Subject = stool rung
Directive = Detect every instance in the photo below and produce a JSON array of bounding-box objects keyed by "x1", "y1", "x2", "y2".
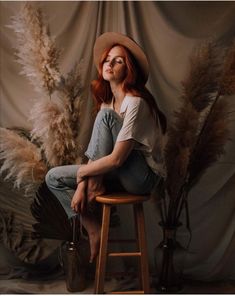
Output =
[
  {"x1": 108, "y1": 252, "x2": 141, "y2": 257},
  {"x1": 110, "y1": 290, "x2": 144, "y2": 294},
  {"x1": 108, "y1": 239, "x2": 136, "y2": 243},
  {"x1": 106, "y1": 271, "x2": 136, "y2": 277}
]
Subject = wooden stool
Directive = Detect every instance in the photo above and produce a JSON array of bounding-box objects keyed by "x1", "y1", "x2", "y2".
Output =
[{"x1": 94, "y1": 193, "x2": 150, "y2": 294}]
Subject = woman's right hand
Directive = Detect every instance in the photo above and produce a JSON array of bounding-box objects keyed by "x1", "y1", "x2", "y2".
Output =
[{"x1": 71, "y1": 181, "x2": 87, "y2": 213}]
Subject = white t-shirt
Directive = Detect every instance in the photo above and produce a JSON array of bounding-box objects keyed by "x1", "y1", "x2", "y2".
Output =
[{"x1": 102, "y1": 95, "x2": 166, "y2": 176}]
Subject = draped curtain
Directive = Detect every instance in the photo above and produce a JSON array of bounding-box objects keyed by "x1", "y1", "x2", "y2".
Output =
[{"x1": 0, "y1": 1, "x2": 235, "y2": 292}]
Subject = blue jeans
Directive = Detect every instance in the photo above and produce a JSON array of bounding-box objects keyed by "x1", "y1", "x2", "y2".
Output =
[{"x1": 45, "y1": 108, "x2": 158, "y2": 218}]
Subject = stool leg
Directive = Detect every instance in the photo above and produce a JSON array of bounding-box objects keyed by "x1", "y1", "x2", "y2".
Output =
[
  {"x1": 94, "y1": 204, "x2": 111, "y2": 294},
  {"x1": 134, "y1": 203, "x2": 150, "y2": 293},
  {"x1": 133, "y1": 205, "x2": 143, "y2": 288}
]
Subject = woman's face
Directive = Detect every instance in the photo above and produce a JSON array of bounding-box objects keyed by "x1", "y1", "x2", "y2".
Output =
[{"x1": 102, "y1": 46, "x2": 127, "y2": 83}]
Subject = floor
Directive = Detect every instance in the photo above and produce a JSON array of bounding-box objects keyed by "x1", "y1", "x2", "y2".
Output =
[
  {"x1": 0, "y1": 277, "x2": 235, "y2": 294},
  {"x1": 174, "y1": 279, "x2": 235, "y2": 294}
]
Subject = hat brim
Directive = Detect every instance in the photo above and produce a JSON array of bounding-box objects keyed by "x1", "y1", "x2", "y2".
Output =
[{"x1": 93, "y1": 32, "x2": 149, "y2": 83}]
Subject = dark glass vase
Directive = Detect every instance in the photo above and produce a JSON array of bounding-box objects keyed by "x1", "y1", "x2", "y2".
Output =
[
  {"x1": 154, "y1": 222, "x2": 186, "y2": 293},
  {"x1": 60, "y1": 215, "x2": 86, "y2": 292},
  {"x1": 62, "y1": 241, "x2": 86, "y2": 292}
]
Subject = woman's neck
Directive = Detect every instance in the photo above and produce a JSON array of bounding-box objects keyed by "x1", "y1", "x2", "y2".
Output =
[
  {"x1": 110, "y1": 82, "x2": 126, "y2": 105},
  {"x1": 109, "y1": 82, "x2": 126, "y2": 114}
]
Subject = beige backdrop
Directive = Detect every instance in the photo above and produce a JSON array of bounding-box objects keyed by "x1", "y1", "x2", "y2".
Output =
[{"x1": 0, "y1": 1, "x2": 235, "y2": 293}]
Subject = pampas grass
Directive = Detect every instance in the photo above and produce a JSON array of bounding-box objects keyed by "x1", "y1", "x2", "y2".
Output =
[
  {"x1": 186, "y1": 41, "x2": 235, "y2": 190},
  {"x1": 7, "y1": 3, "x2": 61, "y2": 95},
  {"x1": 60, "y1": 62, "x2": 84, "y2": 140},
  {"x1": 220, "y1": 41, "x2": 235, "y2": 95},
  {"x1": 30, "y1": 63, "x2": 84, "y2": 167},
  {"x1": 157, "y1": 39, "x2": 234, "y2": 226},
  {"x1": 188, "y1": 100, "x2": 230, "y2": 187},
  {"x1": 154, "y1": 41, "x2": 234, "y2": 288},
  {"x1": 165, "y1": 41, "x2": 222, "y2": 204},
  {"x1": 0, "y1": 128, "x2": 47, "y2": 193},
  {"x1": 164, "y1": 103, "x2": 199, "y2": 200},
  {"x1": 0, "y1": 4, "x2": 85, "y2": 193},
  {"x1": 30, "y1": 99, "x2": 82, "y2": 166},
  {"x1": 181, "y1": 42, "x2": 221, "y2": 112}
]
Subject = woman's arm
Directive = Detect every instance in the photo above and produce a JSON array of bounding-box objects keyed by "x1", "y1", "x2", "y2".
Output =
[
  {"x1": 71, "y1": 179, "x2": 88, "y2": 213},
  {"x1": 78, "y1": 139, "x2": 135, "y2": 178}
]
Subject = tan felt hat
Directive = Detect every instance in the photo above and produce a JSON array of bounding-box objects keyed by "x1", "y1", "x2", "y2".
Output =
[{"x1": 93, "y1": 32, "x2": 149, "y2": 83}]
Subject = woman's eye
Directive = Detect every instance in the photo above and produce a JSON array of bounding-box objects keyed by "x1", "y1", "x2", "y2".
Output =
[
  {"x1": 103, "y1": 57, "x2": 124, "y2": 65},
  {"x1": 115, "y1": 58, "x2": 124, "y2": 64}
]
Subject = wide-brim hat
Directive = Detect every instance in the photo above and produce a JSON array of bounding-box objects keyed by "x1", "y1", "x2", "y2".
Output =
[{"x1": 93, "y1": 32, "x2": 149, "y2": 83}]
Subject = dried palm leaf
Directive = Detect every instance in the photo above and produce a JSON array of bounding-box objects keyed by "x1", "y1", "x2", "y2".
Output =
[
  {"x1": 7, "y1": 3, "x2": 61, "y2": 95},
  {"x1": 0, "y1": 128, "x2": 47, "y2": 193},
  {"x1": 0, "y1": 209, "x2": 58, "y2": 264},
  {"x1": 31, "y1": 182, "x2": 79, "y2": 241}
]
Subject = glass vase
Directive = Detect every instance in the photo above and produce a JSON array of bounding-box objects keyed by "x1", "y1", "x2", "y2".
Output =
[
  {"x1": 154, "y1": 222, "x2": 186, "y2": 293},
  {"x1": 61, "y1": 241, "x2": 86, "y2": 292}
]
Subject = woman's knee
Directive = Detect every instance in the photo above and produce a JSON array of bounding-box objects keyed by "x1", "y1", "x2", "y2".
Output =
[
  {"x1": 97, "y1": 108, "x2": 116, "y2": 118},
  {"x1": 45, "y1": 165, "x2": 78, "y2": 189},
  {"x1": 45, "y1": 167, "x2": 59, "y2": 188},
  {"x1": 95, "y1": 108, "x2": 119, "y2": 127}
]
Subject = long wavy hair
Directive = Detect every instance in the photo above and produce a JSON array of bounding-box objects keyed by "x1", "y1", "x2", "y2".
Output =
[{"x1": 91, "y1": 44, "x2": 167, "y2": 133}]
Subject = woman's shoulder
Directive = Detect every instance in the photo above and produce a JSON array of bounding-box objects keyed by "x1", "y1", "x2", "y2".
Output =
[
  {"x1": 124, "y1": 94, "x2": 146, "y2": 108},
  {"x1": 125, "y1": 93, "x2": 143, "y2": 102},
  {"x1": 120, "y1": 94, "x2": 147, "y2": 115}
]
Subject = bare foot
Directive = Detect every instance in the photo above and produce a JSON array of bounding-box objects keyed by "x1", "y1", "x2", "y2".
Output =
[{"x1": 81, "y1": 214, "x2": 101, "y2": 263}]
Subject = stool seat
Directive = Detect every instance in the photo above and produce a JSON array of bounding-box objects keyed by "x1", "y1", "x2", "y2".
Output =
[
  {"x1": 94, "y1": 192, "x2": 150, "y2": 294},
  {"x1": 96, "y1": 193, "x2": 149, "y2": 205}
]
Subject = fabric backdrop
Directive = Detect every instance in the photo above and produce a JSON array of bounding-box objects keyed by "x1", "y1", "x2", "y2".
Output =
[{"x1": 0, "y1": 1, "x2": 235, "y2": 292}]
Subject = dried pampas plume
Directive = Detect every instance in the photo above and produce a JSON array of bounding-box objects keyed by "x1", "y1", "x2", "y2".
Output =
[
  {"x1": 158, "y1": 39, "x2": 234, "y2": 226},
  {"x1": 181, "y1": 42, "x2": 221, "y2": 112},
  {"x1": 165, "y1": 103, "x2": 199, "y2": 199},
  {"x1": 30, "y1": 100, "x2": 82, "y2": 167},
  {"x1": 220, "y1": 41, "x2": 235, "y2": 95},
  {"x1": 0, "y1": 128, "x2": 48, "y2": 193},
  {"x1": 7, "y1": 3, "x2": 62, "y2": 95},
  {"x1": 0, "y1": 3, "x2": 85, "y2": 192},
  {"x1": 165, "y1": 40, "x2": 222, "y2": 201},
  {"x1": 61, "y1": 61, "x2": 85, "y2": 100},
  {"x1": 188, "y1": 100, "x2": 230, "y2": 187},
  {"x1": 187, "y1": 41, "x2": 235, "y2": 189},
  {"x1": 30, "y1": 62, "x2": 84, "y2": 167},
  {"x1": 59, "y1": 61, "x2": 85, "y2": 141}
]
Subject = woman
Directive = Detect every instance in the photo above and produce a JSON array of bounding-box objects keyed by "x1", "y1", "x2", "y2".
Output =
[{"x1": 46, "y1": 32, "x2": 167, "y2": 263}]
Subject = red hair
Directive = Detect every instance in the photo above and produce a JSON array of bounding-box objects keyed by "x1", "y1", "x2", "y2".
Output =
[{"x1": 91, "y1": 45, "x2": 167, "y2": 133}]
